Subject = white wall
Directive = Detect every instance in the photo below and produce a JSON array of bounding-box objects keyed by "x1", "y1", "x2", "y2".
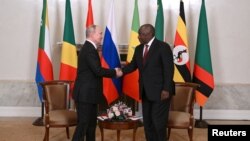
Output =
[{"x1": 1, "y1": 0, "x2": 250, "y2": 84}]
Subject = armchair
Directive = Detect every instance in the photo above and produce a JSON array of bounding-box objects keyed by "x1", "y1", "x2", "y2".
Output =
[
  {"x1": 167, "y1": 82, "x2": 199, "y2": 141},
  {"x1": 40, "y1": 80, "x2": 77, "y2": 141}
]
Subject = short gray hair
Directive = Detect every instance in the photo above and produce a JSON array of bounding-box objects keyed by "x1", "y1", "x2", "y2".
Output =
[{"x1": 86, "y1": 25, "x2": 97, "y2": 38}]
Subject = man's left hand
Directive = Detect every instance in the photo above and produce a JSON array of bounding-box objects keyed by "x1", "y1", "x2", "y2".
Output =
[{"x1": 161, "y1": 90, "x2": 169, "y2": 101}]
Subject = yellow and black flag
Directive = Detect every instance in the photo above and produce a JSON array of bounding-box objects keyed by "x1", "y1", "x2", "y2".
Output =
[{"x1": 173, "y1": 0, "x2": 191, "y2": 82}]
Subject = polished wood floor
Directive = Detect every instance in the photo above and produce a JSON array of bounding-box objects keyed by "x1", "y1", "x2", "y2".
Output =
[{"x1": 1, "y1": 117, "x2": 249, "y2": 141}]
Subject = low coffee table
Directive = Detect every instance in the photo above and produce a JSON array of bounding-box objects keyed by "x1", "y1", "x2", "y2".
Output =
[{"x1": 98, "y1": 119, "x2": 143, "y2": 141}]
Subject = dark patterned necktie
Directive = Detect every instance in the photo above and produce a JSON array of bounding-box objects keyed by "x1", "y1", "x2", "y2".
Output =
[{"x1": 143, "y1": 45, "x2": 149, "y2": 65}]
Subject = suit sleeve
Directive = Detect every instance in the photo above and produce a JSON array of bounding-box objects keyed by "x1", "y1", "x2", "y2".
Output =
[
  {"x1": 161, "y1": 43, "x2": 174, "y2": 93},
  {"x1": 122, "y1": 48, "x2": 138, "y2": 74},
  {"x1": 86, "y1": 48, "x2": 116, "y2": 78}
]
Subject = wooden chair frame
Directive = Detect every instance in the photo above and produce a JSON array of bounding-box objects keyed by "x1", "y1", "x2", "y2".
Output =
[
  {"x1": 167, "y1": 82, "x2": 199, "y2": 141},
  {"x1": 40, "y1": 80, "x2": 77, "y2": 141}
]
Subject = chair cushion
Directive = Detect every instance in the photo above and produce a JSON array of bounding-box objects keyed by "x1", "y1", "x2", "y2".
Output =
[
  {"x1": 48, "y1": 110, "x2": 77, "y2": 126},
  {"x1": 168, "y1": 111, "x2": 191, "y2": 127}
]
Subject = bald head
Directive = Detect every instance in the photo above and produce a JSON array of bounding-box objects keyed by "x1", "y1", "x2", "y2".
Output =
[{"x1": 138, "y1": 24, "x2": 155, "y2": 44}]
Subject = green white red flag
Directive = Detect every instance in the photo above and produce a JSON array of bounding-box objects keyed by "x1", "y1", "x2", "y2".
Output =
[{"x1": 35, "y1": 0, "x2": 54, "y2": 102}]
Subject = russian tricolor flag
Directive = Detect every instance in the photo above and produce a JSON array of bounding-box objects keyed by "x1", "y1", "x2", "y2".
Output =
[{"x1": 101, "y1": 0, "x2": 121, "y2": 105}]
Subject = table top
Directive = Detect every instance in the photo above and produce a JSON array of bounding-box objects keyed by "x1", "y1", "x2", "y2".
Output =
[{"x1": 98, "y1": 119, "x2": 143, "y2": 130}]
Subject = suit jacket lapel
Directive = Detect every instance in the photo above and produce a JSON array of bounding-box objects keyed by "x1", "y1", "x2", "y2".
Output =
[{"x1": 137, "y1": 45, "x2": 144, "y2": 68}]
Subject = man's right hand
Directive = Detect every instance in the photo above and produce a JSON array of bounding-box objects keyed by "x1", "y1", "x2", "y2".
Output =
[{"x1": 115, "y1": 68, "x2": 123, "y2": 78}]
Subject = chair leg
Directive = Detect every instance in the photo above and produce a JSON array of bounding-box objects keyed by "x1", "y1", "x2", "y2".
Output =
[
  {"x1": 167, "y1": 128, "x2": 171, "y2": 140},
  {"x1": 43, "y1": 126, "x2": 49, "y2": 141},
  {"x1": 43, "y1": 127, "x2": 47, "y2": 141},
  {"x1": 47, "y1": 128, "x2": 50, "y2": 141},
  {"x1": 66, "y1": 127, "x2": 70, "y2": 139},
  {"x1": 188, "y1": 127, "x2": 193, "y2": 141}
]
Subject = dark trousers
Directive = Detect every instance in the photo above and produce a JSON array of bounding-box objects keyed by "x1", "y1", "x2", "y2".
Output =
[
  {"x1": 72, "y1": 102, "x2": 97, "y2": 141},
  {"x1": 142, "y1": 92, "x2": 171, "y2": 141}
]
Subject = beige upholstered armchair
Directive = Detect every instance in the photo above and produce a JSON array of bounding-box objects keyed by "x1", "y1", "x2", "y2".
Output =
[
  {"x1": 40, "y1": 80, "x2": 77, "y2": 141},
  {"x1": 167, "y1": 82, "x2": 199, "y2": 141}
]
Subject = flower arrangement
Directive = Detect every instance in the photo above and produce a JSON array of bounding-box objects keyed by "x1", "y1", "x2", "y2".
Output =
[{"x1": 106, "y1": 101, "x2": 133, "y2": 121}]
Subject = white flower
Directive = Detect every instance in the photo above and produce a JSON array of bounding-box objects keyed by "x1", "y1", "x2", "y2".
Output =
[
  {"x1": 114, "y1": 111, "x2": 121, "y2": 116},
  {"x1": 123, "y1": 109, "x2": 128, "y2": 113},
  {"x1": 128, "y1": 110, "x2": 133, "y2": 116},
  {"x1": 112, "y1": 106, "x2": 119, "y2": 111},
  {"x1": 108, "y1": 112, "x2": 114, "y2": 119}
]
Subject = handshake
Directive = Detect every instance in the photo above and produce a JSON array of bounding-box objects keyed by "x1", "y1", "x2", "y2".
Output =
[{"x1": 114, "y1": 68, "x2": 123, "y2": 78}]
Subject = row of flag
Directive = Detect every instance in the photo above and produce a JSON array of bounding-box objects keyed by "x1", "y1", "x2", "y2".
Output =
[{"x1": 36, "y1": 0, "x2": 214, "y2": 107}]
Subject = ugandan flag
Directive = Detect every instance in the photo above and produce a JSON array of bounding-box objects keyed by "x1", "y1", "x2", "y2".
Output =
[
  {"x1": 173, "y1": 0, "x2": 191, "y2": 82},
  {"x1": 155, "y1": 0, "x2": 164, "y2": 41},
  {"x1": 193, "y1": 0, "x2": 214, "y2": 107},
  {"x1": 122, "y1": 0, "x2": 140, "y2": 102},
  {"x1": 35, "y1": 0, "x2": 53, "y2": 102},
  {"x1": 86, "y1": 0, "x2": 94, "y2": 27},
  {"x1": 59, "y1": 0, "x2": 77, "y2": 96}
]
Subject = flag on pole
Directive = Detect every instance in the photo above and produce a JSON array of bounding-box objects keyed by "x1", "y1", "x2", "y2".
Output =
[
  {"x1": 122, "y1": 0, "x2": 140, "y2": 102},
  {"x1": 193, "y1": 0, "x2": 214, "y2": 107},
  {"x1": 101, "y1": 0, "x2": 121, "y2": 104},
  {"x1": 35, "y1": 0, "x2": 54, "y2": 102},
  {"x1": 86, "y1": 0, "x2": 94, "y2": 27},
  {"x1": 155, "y1": 0, "x2": 164, "y2": 41},
  {"x1": 173, "y1": 0, "x2": 191, "y2": 82},
  {"x1": 59, "y1": 0, "x2": 77, "y2": 96}
]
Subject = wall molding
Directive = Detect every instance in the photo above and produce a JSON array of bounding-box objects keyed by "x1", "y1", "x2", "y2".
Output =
[
  {"x1": 0, "y1": 107, "x2": 41, "y2": 117},
  {"x1": 193, "y1": 109, "x2": 250, "y2": 120},
  {"x1": 1, "y1": 106, "x2": 250, "y2": 120}
]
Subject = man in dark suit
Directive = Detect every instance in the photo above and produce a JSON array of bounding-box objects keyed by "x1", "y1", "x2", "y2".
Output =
[
  {"x1": 72, "y1": 25, "x2": 121, "y2": 141},
  {"x1": 121, "y1": 24, "x2": 175, "y2": 141}
]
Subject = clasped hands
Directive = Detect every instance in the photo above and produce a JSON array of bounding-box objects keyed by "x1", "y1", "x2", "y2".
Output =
[{"x1": 114, "y1": 68, "x2": 123, "y2": 78}]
